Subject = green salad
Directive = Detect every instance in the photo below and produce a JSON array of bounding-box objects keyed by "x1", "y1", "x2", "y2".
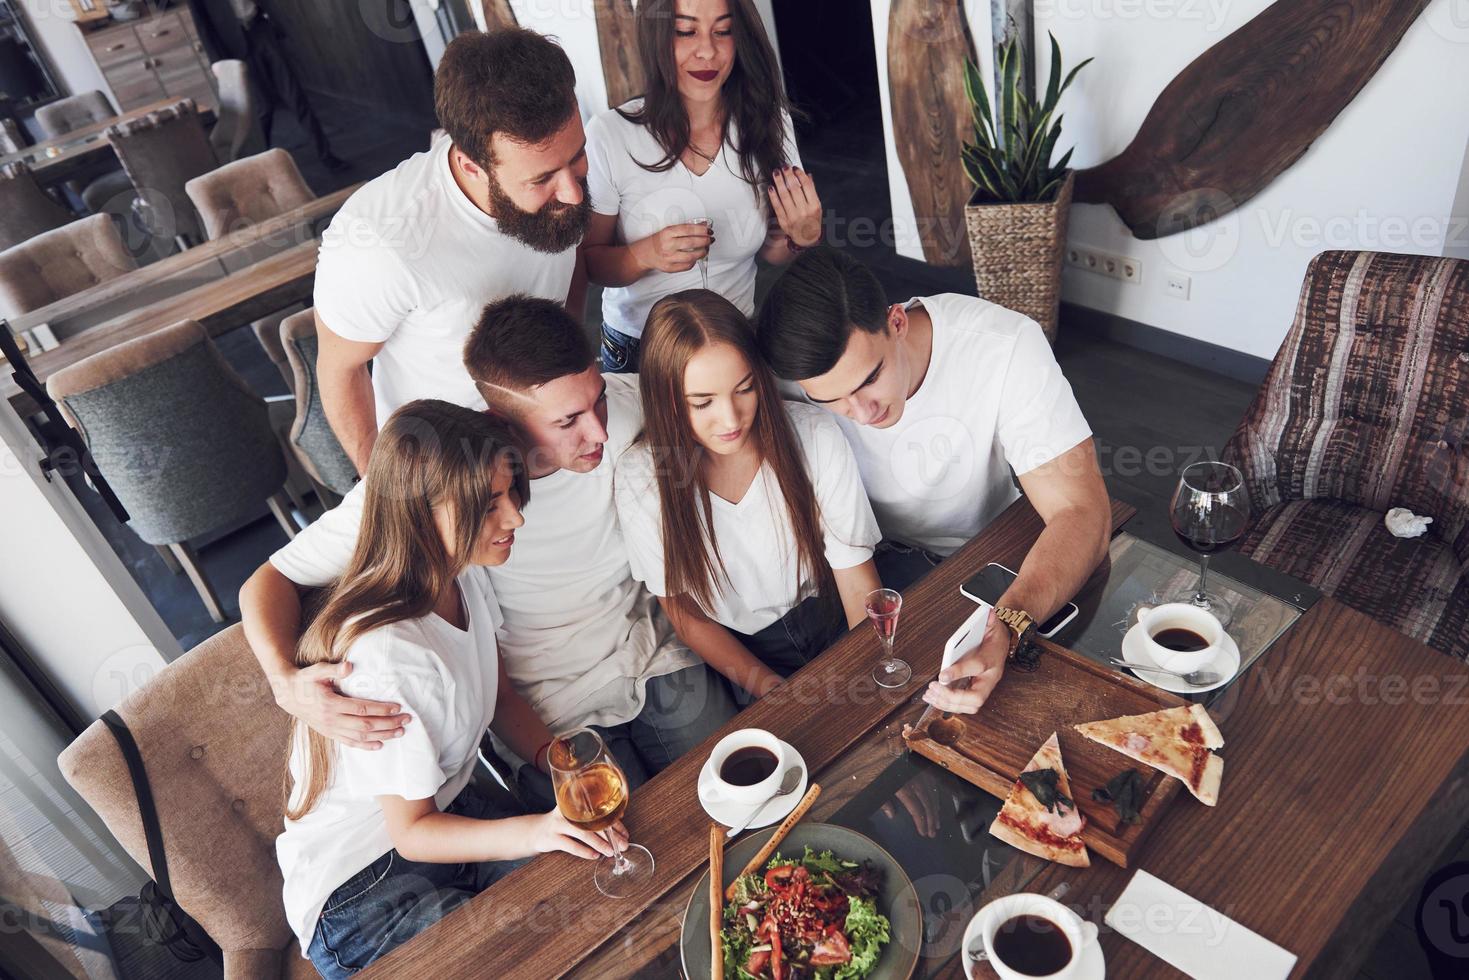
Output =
[{"x1": 720, "y1": 846, "x2": 891, "y2": 980}]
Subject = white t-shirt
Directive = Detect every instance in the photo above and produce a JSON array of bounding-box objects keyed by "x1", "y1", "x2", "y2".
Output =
[
  {"x1": 614, "y1": 402, "x2": 879, "y2": 634},
  {"x1": 269, "y1": 374, "x2": 698, "y2": 730},
  {"x1": 822, "y1": 294, "x2": 1093, "y2": 557},
  {"x1": 277, "y1": 568, "x2": 502, "y2": 952},
  {"x1": 313, "y1": 132, "x2": 578, "y2": 425},
  {"x1": 586, "y1": 100, "x2": 801, "y2": 338}
]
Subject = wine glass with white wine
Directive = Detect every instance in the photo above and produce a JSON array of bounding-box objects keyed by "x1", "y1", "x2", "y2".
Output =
[{"x1": 548, "y1": 727, "x2": 653, "y2": 898}]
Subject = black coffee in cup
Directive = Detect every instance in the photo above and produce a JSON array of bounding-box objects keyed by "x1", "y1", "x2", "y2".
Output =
[
  {"x1": 1150, "y1": 627, "x2": 1210, "y2": 652},
  {"x1": 719, "y1": 746, "x2": 778, "y2": 786},
  {"x1": 992, "y1": 914, "x2": 1073, "y2": 976}
]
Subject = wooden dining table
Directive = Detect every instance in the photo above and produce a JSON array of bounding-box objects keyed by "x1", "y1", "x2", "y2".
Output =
[
  {"x1": 356, "y1": 495, "x2": 1469, "y2": 980},
  {"x1": 0, "y1": 98, "x2": 217, "y2": 188},
  {"x1": 2, "y1": 183, "x2": 361, "y2": 416}
]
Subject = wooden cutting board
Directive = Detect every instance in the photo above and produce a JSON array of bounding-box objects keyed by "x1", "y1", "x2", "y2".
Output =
[{"x1": 903, "y1": 638, "x2": 1197, "y2": 867}]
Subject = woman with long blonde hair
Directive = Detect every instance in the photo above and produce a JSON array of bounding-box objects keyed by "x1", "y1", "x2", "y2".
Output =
[
  {"x1": 613, "y1": 291, "x2": 882, "y2": 700},
  {"x1": 276, "y1": 400, "x2": 623, "y2": 978}
]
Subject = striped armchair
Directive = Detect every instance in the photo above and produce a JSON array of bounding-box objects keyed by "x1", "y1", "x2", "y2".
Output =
[{"x1": 1222, "y1": 251, "x2": 1469, "y2": 660}]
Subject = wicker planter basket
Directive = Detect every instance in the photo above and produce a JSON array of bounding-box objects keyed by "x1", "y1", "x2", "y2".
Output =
[{"x1": 963, "y1": 171, "x2": 1074, "y2": 343}]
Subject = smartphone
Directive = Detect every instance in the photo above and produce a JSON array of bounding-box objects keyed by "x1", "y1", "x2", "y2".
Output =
[{"x1": 960, "y1": 563, "x2": 1079, "y2": 638}]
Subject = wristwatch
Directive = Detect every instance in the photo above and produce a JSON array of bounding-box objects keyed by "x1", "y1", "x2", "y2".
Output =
[{"x1": 994, "y1": 606, "x2": 1039, "y2": 667}]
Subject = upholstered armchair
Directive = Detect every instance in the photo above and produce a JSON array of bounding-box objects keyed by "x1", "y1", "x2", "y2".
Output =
[{"x1": 1222, "y1": 250, "x2": 1468, "y2": 660}]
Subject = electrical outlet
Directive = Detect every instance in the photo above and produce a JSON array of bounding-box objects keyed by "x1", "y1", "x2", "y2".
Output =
[
  {"x1": 1165, "y1": 271, "x2": 1192, "y2": 300},
  {"x1": 1066, "y1": 245, "x2": 1142, "y2": 284}
]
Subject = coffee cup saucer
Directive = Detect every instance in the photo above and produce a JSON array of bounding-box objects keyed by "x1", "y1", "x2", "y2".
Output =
[
  {"x1": 697, "y1": 739, "x2": 807, "y2": 832},
  {"x1": 1121, "y1": 622, "x2": 1240, "y2": 694}
]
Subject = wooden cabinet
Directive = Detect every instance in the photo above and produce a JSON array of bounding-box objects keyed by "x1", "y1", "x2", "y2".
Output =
[{"x1": 79, "y1": 10, "x2": 217, "y2": 113}]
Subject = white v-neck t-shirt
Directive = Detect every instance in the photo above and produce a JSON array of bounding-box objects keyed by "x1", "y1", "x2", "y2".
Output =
[
  {"x1": 268, "y1": 374, "x2": 698, "y2": 731},
  {"x1": 313, "y1": 132, "x2": 578, "y2": 425},
  {"x1": 276, "y1": 567, "x2": 502, "y2": 952},
  {"x1": 586, "y1": 100, "x2": 801, "y2": 338},
  {"x1": 613, "y1": 402, "x2": 879, "y2": 634},
  {"x1": 822, "y1": 294, "x2": 1093, "y2": 556}
]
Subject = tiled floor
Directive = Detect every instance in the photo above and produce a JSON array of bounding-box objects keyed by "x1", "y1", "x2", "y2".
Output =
[{"x1": 57, "y1": 87, "x2": 1457, "y2": 979}]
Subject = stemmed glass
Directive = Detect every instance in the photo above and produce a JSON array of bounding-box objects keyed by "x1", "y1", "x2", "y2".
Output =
[
  {"x1": 548, "y1": 727, "x2": 654, "y2": 898},
  {"x1": 691, "y1": 217, "x2": 713, "y2": 289},
  {"x1": 1168, "y1": 461, "x2": 1250, "y2": 627},
  {"x1": 866, "y1": 588, "x2": 912, "y2": 688}
]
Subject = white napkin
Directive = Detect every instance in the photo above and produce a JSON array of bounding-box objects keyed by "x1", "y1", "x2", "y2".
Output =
[{"x1": 1104, "y1": 870, "x2": 1297, "y2": 980}]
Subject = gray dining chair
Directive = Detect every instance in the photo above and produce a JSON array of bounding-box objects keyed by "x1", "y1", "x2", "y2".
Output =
[
  {"x1": 0, "y1": 214, "x2": 136, "y2": 326},
  {"x1": 47, "y1": 318, "x2": 297, "y2": 623},
  {"x1": 0, "y1": 117, "x2": 23, "y2": 154},
  {"x1": 106, "y1": 99, "x2": 218, "y2": 247},
  {"x1": 208, "y1": 59, "x2": 265, "y2": 163},
  {"x1": 32, "y1": 90, "x2": 135, "y2": 217},
  {"x1": 280, "y1": 308, "x2": 358, "y2": 503},
  {"x1": 0, "y1": 162, "x2": 71, "y2": 251},
  {"x1": 186, "y1": 148, "x2": 315, "y2": 388}
]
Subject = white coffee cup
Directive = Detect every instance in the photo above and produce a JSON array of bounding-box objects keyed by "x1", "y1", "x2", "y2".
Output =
[
  {"x1": 1135, "y1": 602, "x2": 1226, "y2": 673},
  {"x1": 967, "y1": 893, "x2": 1098, "y2": 980},
  {"x1": 706, "y1": 729, "x2": 788, "y2": 806}
]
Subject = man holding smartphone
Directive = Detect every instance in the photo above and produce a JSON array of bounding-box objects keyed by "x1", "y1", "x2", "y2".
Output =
[{"x1": 756, "y1": 246, "x2": 1112, "y2": 714}]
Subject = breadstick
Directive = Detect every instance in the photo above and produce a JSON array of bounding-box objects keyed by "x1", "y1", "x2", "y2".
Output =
[
  {"x1": 709, "y1": 823, "x2": 724, "y2": 980},
  {"x1": 724, "y1": 783, "x2": 821, "y2": 901}
]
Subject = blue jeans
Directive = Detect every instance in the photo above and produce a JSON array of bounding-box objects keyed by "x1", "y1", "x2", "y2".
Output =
[
  {"x1": 600, "y1": 323, "x2": 641, "y2": 373},
  {"x1": 516, "y1": 663, "x2": 737, "y2": 809},
  {"x1": 306, "y1": 783, "x2": 527, "y2": 978},
  {"x1": 874, "y1": 540, "x2": 945, "y2": 593}
]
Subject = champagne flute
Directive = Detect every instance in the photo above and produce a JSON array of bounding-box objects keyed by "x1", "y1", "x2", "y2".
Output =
[
  {"x1": 691, "y1": 217, "x2": 713, "y2": 289},
  {"x1": 548, "y1": 727, "x2": 654, "y2": 898},
  {"x1": 867, "y1": 588, "x2": 912, "y2": 688},
  {"x1": 1168, "y1": 461, "x2": 1250, "y2": 628}
]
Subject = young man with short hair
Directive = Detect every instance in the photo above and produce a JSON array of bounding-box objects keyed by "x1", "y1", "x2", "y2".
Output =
[
  {"x1": 756, "y1": 246, "x2": 1112, "y2": 716},
  {"x1": 313, "y1": 29, "x2": 593, "y2": 473},
  {"x1": 241, "y1": 297, "x2": 736, "y2": 801}
]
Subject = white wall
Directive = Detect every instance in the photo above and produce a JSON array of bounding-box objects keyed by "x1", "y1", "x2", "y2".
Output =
[
  {"x1": 15, "y1": 1, "x2": 112, "y2": 103},
  {"x1": 871, "y1": 0, "x2": 1469, "y2": 360},
  {"x1": 0, "y1": 403, "x2": 179, "y2": 722}
]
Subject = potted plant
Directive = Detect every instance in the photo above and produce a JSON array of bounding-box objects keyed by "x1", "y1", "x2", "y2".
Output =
[{"x1": 962, "y1": 34, "x2": 1091, "y2": 342}]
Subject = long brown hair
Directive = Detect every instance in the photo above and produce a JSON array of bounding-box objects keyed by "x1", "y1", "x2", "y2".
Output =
[
  {"x1": 285, "y1": 400, "x2": 529, "y2": 820},
  {"x1": 635, "y1": 289, "x2": 836, "y2": 619},
  {"x1": 620, "y1": 0, "x2": 797, "y2": 203}
]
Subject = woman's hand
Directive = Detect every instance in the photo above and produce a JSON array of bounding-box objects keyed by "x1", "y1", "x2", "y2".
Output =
[
  {"x1": 768, "y1": 166, "x2": 823, "y2": 248},
  {"x1": 528, "y1": 811, "x2": 630, "y2": 860},
  {"x1": 630, "y1": 222, "x2": 713, "y2": 274}
]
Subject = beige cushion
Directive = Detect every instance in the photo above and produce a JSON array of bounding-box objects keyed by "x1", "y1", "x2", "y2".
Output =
[
  {"x1": 57, "y1": 624, "x2": 307, "y2": 973},
  {"x1": 187, "y1": 148, "x2": 316, "y2": 240},
  {"x1": 0, "y1": 214, "x2": 136, "y2": 319}
]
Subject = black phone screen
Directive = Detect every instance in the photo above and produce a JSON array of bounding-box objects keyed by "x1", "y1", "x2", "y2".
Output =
[{"x1": 962, "y1": 563, "x2": 1076, "y2": 636}]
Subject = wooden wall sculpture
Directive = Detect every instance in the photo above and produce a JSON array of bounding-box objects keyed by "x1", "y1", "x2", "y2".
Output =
[
  {"x1": 594, "y1": 0, "x2": 646, "y2": 109},
  {"x1": 1075, "y1": 0, "x2": 1433, "y2": 240},
  {"x1": 887, "y1": 0, "x2": 977, "y2": 267},
  {"x1": 480, "y1": 0, "x2": 517, "y2": 31}
]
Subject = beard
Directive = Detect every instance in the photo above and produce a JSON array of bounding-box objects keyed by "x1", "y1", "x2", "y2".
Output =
[{"x1": 486, "y1": 173, "x2": 593, "y2": 254}]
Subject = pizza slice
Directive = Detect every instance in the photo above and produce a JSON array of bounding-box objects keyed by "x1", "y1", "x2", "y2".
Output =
[
  {"x1": 1074, "y1": 704, "x2": 1224, "y2": 806},
  {"x1": 989, "y1": 732, "x2": 1090, "y2": 867}
]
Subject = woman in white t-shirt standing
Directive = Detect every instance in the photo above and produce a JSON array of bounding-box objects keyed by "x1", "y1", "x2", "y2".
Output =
[
  {"x1": 613, "y1": 291, "x2": 882, "y2": 702},
  {"x1": 276, "y1": 401, "x2": 623, "y2": 978},
  {"x1": 583, "y1": 0, "x2": 824, "y2": 373}
]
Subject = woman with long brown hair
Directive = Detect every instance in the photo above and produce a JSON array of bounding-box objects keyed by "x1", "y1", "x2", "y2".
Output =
[
  {"x1": 582, "y1": 0, "x2": 823, "y2": 373},
  {"x1": 613, "y1": 291, "x2": 882, "y2": 700},
  {"x1": 275, "y1": 400, "x2": 623, "y2": 978}
]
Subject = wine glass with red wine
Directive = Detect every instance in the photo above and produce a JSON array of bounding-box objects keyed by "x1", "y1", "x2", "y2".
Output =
[
  {"x1": 548, "y1": 727, "x2": 653, "y2": 898},
  {"x1": 1168, "y1": 461, "x2": 1249, "y2": 627},
  {"x1": 866, "y1": 588, "x2": 912, "y2": 688}
]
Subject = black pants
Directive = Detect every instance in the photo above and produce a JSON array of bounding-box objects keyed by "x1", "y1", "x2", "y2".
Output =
[
  {"x1": 242, "y1": 13, "x2": 332, "y2": 160},
  {"x1": 729, "y1": 595, "x2": 846, "y2": 704}
]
